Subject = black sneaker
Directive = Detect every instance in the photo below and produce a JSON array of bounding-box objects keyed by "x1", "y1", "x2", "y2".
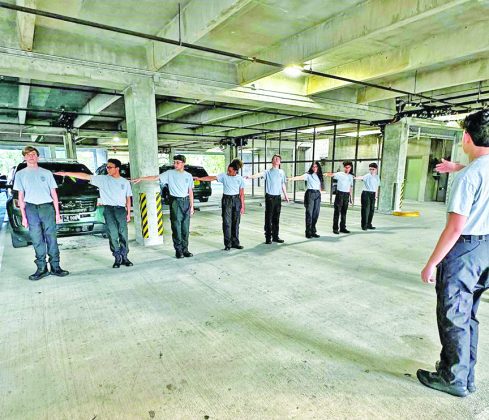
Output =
[
  {"x1": 231, "y1": 245, "x2": 244, "y2": 249},
  {"x1": 50, "y1": 267, "x2": 69, "y2": 277},
  {"x1": 333, "y1": 230, "x2": 340, "y2": 234},
  {"x1": 416, "y1": 369, "x2": 468, "y2": 397},
  {"x1": 367, "y1": 225, "x2": 376, "y2": 230},
  {"x1": 340, "y1": 229, "x2": 350, "y2": 233},
  {"x1": 223, "y1": 246, "x2": 231, "y2": 251},
  {"x1": 272, "y1": 238, "x2": 285, "y2": 243},
  {"x1": 362, "y1": 227, "x2": 368, "y2": 231},
  {"x1": 265, "y1": 239, "x2": 272, "y2": 244},
  {"x1": 175, "y1": 252, "x2": 184, "y2": 259},
  {"x1": 435, "y1": 361, "x2": 476, "y2": 393},
  {"x1": 183, "y1": 251, "x2": 193, "y2": 258},
  {"x1": 122, "y1": 256, "x2": 133, "y2": 267},
  {"x1": 28, "y1": 267, "x2": 49, "y2": 281},
  {"x1": 311, "y1": 233, "x2": 320, "y2": 238},
  {"x1": 113, "y1": 255, "x2": 122, "y2": 268}
]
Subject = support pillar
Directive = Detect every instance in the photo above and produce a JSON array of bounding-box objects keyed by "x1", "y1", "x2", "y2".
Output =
[
  {"x1": 124, "y1": 79, "x2": 163, "y2": 246},
  {"x1": 378, "y1": 119, "x2": 409, "y2": 213},
  {"x1": 63, "y1": 132, "x2": 77, "y2": 159}
]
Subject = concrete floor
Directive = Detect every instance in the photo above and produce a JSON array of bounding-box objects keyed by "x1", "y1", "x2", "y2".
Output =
[{"x1": 1, "y1": 200, "x2": 489, "y2": 419}]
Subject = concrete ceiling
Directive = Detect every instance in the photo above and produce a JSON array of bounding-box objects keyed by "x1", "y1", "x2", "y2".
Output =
[{"x1": 0, "y1": 0, "x2": 487, "y2": 151}]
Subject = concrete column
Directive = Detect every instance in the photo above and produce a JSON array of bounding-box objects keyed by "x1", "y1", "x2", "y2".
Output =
[
  {"x1": 63, "y1": 132, "x2": 77, "y2": 159},
  {"x1": 446, "y1": 131, "x2": 466, "y2": 201},
  {"x1": 224, "y1": 145, "x2": 235, "y2": 164},
  {"x1": 124, "y1": 79, "x2": 163, "y2": 246},
  {"x1": 378, "y1": 119, "x2": 409, "y2": 213}
]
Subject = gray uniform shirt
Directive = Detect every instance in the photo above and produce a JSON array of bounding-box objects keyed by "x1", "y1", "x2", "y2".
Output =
[
  {"x1": 263, "y1": 168, "x2": 286, "y2": 195},
  {"x1": 447, "y1": 154, "x2": 489, "y2": 235},
  {"x1": 334, "y1": 172, "x2": 354, "y2": 193},
  {"x1": 159, "y1": 170, "x2": 193, "y2": 198},
  {"x1": 217, "y1": 173, "x2": 245, "y2": 195},
  {"x1": 14, "y1": 166, "x2": 57, "y2": 204},
  {"x1": 362, "y1": 173, "x2": 380, "y2": 192},
  {"x1": 90, "y1": 175, "x2": 132, "y2": 207},
  {"x1": 304, "y1": 173, "x2": 321, "y2": 190}
]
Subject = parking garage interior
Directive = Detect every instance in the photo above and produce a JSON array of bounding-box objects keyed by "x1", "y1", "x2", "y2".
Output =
[{"x1": 1, "y1": 0, "x2": 489, "y2": 418}]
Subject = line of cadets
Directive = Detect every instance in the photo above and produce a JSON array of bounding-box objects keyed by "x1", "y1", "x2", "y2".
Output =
[
  {"x1": 17, "y1": 149, "x2": 379, "y2": 280},
  {"x1": 11, "y1": 109, "x2": 489, "y2": 398}
]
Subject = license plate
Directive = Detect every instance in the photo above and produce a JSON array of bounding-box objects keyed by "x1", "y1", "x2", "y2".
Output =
[
  {"x1": 193, "y1": 180, "x2": 200, "y2": 186},
  {"x1": 62, "y1": 214, "x2": 80, "y2": 222}
]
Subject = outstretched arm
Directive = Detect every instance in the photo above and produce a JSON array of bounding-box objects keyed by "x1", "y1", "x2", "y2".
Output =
[
  {"x1": 324, "y1": 172, "x2": 335, "y2": 177},
  {"x1": 54, "y1": 171, "x2": 91, "y2": 180},
  {"x1": 435, "y1": 159, "x2": 465, "y2": 174},
  {"x1": 287, "y1": 174, "x2": 306, "y2": 182},
  {"x1": 131, "y1": 175, "x2": 159, "y2": 183},
  {"x1": 245, "y1": 171, "x2": 264, "y2": 180},
  {"x1": 195, "y1": 175, "x2": 217, "y2": 182},
  {"x1": 354, "y1": 176, "x2": 364, "y2": 180}
]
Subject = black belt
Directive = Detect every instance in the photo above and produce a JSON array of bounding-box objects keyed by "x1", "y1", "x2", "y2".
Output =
[
  {"x1": 362, "y1": 190, "x2": 376, "y2": 194},
  {"x1": 223, "y1": 194, "x2": 239, "y2": 198},
  {"x1": 336, "y1": 191, "x2": 350, "y2": 194},
  {"x1": 265, "y1": 193, "x2": 281, "y2": 197},
  {"x1": 457, "y1": 234, "x2": 489, "y2": 243},
  {"x1": 170, "y1": 195, "x2": 189, "y2": 200},
  {"x1": 104, "y1": 205, "x2": 125, "y2": 208}
]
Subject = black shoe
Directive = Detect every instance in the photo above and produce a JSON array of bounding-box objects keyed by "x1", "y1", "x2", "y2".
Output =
[
  {"x1": 223, "y1": 246, "x2": 231, "y2": 251},
  {"x1": 333, "y1": 230, "x2": 340, "y2": 235},
  {"x1": 306, "y1": 234, "x2": 312, "y2": 239},
  {"x1": 312, "y1": 233, "x2": 320, "y2": 238},
  {"x1": 183, "y1": 251, "x2": 193, "y2": 258},
  {"x1": 28, "y1": 267, "x2": 49, "y2": 281},
  {"x1": 112, "y1": 255, "x2": 122, "y2": 268},
  {"x1": 416, "y1": 369, "x2": 468, "y2": 397},
  {"x1": 265, "y1": 239, "x2": 272, "y2": 244},
  {"x1": 231, "y1": 245, "x2": 244, "y2": 249},
  {"x1": 340, "y1": 229, "x2": 350, "y2": 233},
  {"x1": 362, "y1": 227, "x2": 368, "y2": 231},
  {"x1": 122, "y1": 256, "x2": 133, "y2": 267},
  {"x1": 50, "y1": 266, "x2": 69, "y2": 277},
  {"x1": 367, "y1": 225, "x2": 376, "y2": 230},
  {"x1": 175, "y1": 252, "x2": 184, "y2": 259},
  {"x1": 435, "y1": 361, "x2": 476, "y2": 393},
  {"x1": 272, "y1": 238, "x2": 284, "y2": 243}
]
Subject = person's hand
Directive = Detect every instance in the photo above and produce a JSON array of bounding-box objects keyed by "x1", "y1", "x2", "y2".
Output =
[
  {"x1": 130, "y1": 178, "x2": 142, "y2": 184},
  {"x1": 435, "y1": 159, "x2": 458, "y2": 174},
  {"x1": 284, "y1": 196, "x2": 290, "y2": 203},
  {"x1": 421, "y1": 263, "x2": 436, "y2": 284},
  {"x1": 126, "y1": 213, "x2": 131, "y2": 222},
  {"x1": 21, "y1": 215, "x2": 28, "y2": 228},
  {"x1": 240, "y1": 206, "x2": 245, "y2": 215},
  {"x1": 55, "y1": 212, "x2": 62, "y2": 224},
  {"x1": 244, "y1": 175, "x2": 250, "y2": 180},
  {"x1": 190, "y1": 206, "x2": 195, "y2": 216}
]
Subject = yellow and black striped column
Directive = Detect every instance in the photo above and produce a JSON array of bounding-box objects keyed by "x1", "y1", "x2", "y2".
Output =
[
  {"x1": 139, "y1": 193, "x2": 150, "y2": 239},
  {"x1": 155, "y1": 192, "x2": 164, "y2": 236}
]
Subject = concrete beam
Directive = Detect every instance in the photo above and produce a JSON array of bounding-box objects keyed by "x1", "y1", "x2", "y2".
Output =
[
  {"x1": 237, "y1": 0, "x2": 472, "y2": 85},
  {"x1": 17, "y1": 78, "x2": 30, "y2": 124},
  {"x1": 148, "y1": 0, "x2": 252, "y2": 71},
  {"x1": 307, "y1": 20, "x2": 489, "y2": 95},
  {"x1": 156, "y1": 101, "x2": 195, "y2": 118},
  {"x1": 73, "y1": 94, "x2": 120, "y2": 128},
  {"x1": 16, "y1": 0, "x2": 36, "y2": 52},
  {"x1": 358, "y1": 57, "x2": 489, "y2": 104}
]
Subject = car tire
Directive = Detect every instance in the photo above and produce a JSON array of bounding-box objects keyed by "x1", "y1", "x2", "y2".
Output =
[
  {"x1": 199, "y1": 197, "x2": 209, "y2": 202},
  {"x1": 11, "y1": 233, "x2": 28, "y2": 248}
]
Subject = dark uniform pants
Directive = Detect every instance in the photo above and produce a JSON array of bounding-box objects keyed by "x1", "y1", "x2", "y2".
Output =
[
  {"x1": 222, "y1": 194, "x2": 241, "y2": 247},
  {"x1": 264, "y1": 193, "x2": 281, "y2": 240},
  {"x1": 304, "y1": 189, "x2": 321, "y2": 236},
  {"x1": 333, "y1": 191, "x2": 349, "y2": 231},
  {"x1": 436, "y1": 235, "x2": 489, "y2": 387},
  {"x1": 25, "y1": 202, "x2": 60, "y2": 269},
  {"x1": 103, "y1": 205, "x2": 128, "y2": 258},
  {"x1": 169, "y1": 196, "x2": 190, "y2": 253},
  {"x1": 361, "y1": 191, "x2": 376, "y2": 229}
]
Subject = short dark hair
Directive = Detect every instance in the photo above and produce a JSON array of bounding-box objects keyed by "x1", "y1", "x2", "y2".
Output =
[
  {"x1": 271, "y1": 154, "x2": 282, "y2": 162},
  {"x1": 22, "y1": 146, "x2": 39, "y2": 156},
  {"x1": 462, "y1": 110, "x2": 489, "y2": 147},
  {"x1": 369, "y1": 162, "x2": 378, "y2": 169},
  {"x1": 173, "y1": 154, "x2": 186, "y2": 163},
  {"x1": 107, "y1": 158, "x2": 121, "y2": 169},
  {"x1": 343, "y1": 160, "x2": 353, "y2": 167},
  {"x1": 228, "y1": 159, "x2": 243, "y2": 172}
]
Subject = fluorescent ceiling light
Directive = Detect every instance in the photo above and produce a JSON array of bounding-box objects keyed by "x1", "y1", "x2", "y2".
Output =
[
  {"x1": 433, "y1": 113, "x2": 469, "y2": 122},
  {"x1": 283, "y1": 65, "x2": 303, "y2": 78},
  {"x1": 299, "y1": 123, "x2": 351, "y2": 134},
  {"x1": 113, "y1": 136, "x2": 121, "y2": 143},
  {"x1": 343, "y1": 129, "x2": 381, "y2": 137}
]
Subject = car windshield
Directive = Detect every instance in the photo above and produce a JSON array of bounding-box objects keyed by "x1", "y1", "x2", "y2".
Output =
[{"x1": 15, "y1": 162, "x2": 93, "y2": 186}]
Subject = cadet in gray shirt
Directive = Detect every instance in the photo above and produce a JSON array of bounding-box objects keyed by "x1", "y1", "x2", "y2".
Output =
[
  {"x1": 247, "y1": 154, "x2": 289, "y2": 244},
  {"x1": 196, "y1": 159, "x2": 246, "y2": 251},
  {"x1": 326, "y1": 161, "x2": 354, "y2": 234},
  {"x1": 133, "y1": 154, "x2": 194, "y2": 259},
  {"x1": 418, "y1": 109, "x2": 489, "y2": 397},
  {"x1": 14, "y1": 146, "x2": 69, "y2": 280},
  {"x1": 355, "y1": 162, "x2": 380, "y2": 231},
  {"x1": 288, "y1": 161, "x2": 324, "y2": 238},
  {"x1": 56, "y1": 158, "x2": 133, "y2": 268}
]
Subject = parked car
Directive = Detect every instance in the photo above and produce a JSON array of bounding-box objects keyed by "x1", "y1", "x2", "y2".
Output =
[
  {"x1": 95, "y1": 163, "x2": 212, "y2": 203},
  {"x1": 6, "y1": 160, "x2": 105, "y2": 248}
]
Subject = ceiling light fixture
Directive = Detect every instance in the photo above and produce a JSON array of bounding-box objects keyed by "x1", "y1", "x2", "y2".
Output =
[{"x1": 283, "y1": 65, "x2": 303, "y2": 78}]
